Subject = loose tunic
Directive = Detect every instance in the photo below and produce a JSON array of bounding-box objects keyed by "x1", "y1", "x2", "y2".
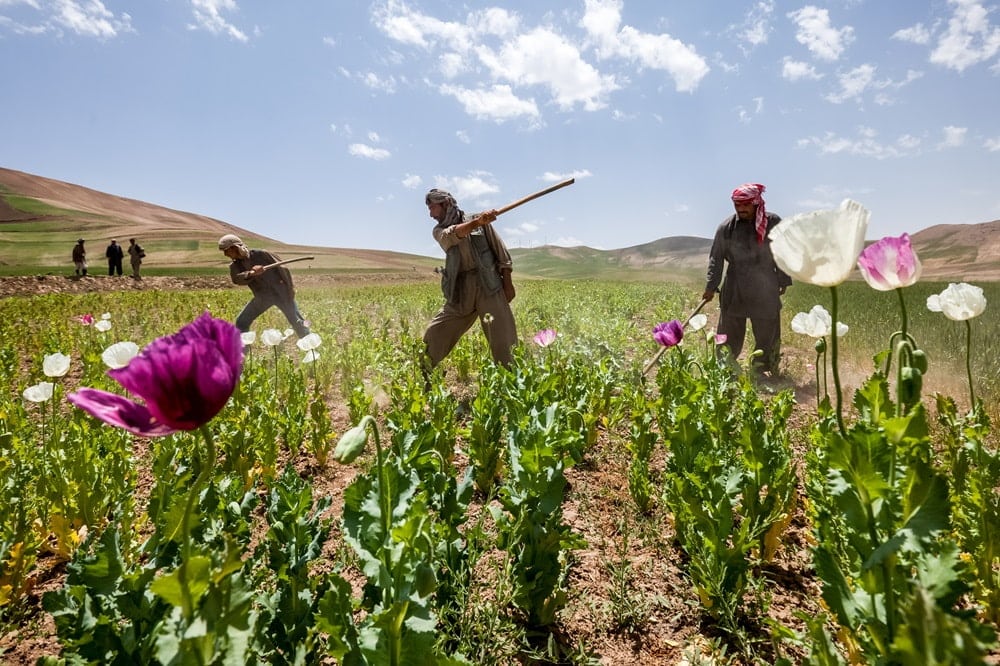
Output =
[
  {"x1": 228, "y1": 249, "x2": 310, "y2": 338},
  {"x1": 424, "y1": 221, "x2": 517, "y2": 367},
  {"x1": 705, "y1": 213, "x2": 790, "y2": 319}
]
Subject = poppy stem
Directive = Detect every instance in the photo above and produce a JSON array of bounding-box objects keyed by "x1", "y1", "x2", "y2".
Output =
[
  {"x1": 829, "y1": 286, "x2": 846, "y2": 436},
  {"x1": 965, "y1": 320, "x2": 976, "y2": 410}
]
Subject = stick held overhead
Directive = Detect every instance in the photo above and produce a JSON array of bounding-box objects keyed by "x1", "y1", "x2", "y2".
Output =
[{"x1": 496, "y1": 178, "x2": 575, "y2": 216}]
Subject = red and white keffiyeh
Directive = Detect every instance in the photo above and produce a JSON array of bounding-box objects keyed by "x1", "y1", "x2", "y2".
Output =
[{"x1": 731, "y1": 183, "x2": 768, "y2": 245}]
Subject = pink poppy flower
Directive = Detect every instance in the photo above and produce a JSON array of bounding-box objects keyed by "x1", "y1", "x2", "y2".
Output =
[
  {"x1": 533, "y1": 329, "x2": 557, "y2": 347},
  {"x1": 856, "y1": 233, "x2": 922, "y2": 291}
]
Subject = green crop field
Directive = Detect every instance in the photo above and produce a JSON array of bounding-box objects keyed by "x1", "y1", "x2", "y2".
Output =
[{"x1": 1, "y1": 278, "x2": 998, "y2": 664}]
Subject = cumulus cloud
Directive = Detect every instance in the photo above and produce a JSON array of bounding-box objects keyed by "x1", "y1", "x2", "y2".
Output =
[
  {"x1": 0, "y1": 0, "x2": 133, "y2": 38},
  {"x1": 431, "y1": 172, "x2": 500, "y2": 203},
  {"x1": 787, "y1": 6, "x2": 854, "y2": 61},
  {"x1": 440, "y1": 83, "x2": 540, "y2": 123},
  {"x1": 348, "y1": 143, "x2": 391, "y2": 160},
  {"x1": 824, "y1": 63, "x2": 877, "y2": 103},
  {"x1": 541, "y1": 169, "x2": 592, "y2": 182},
  {"x1": 796, "y1": 126, "x2": 923, "y2": 159},
  {"x1": 732, "y1": 1, "x2": 776, "y2": 51},
  {"x1": 929, "y1": 0, "x2": 1000, "y2": 72},
  {"x1": 892, "y1": 23, "x2": 932, "y2": 45},
  {"x1": 781, "y1": 57, "x2": 823, "y2": 81},
  {"x1": 402, "y1": 174, "x2": 422, "y2": 189},
  {"x1": 985, "y1": 137, "x2": 1000, "y2": 151},
  {"x1": 580, "y1": 0, "x2": 709, "y2": 93},
  {"x1": 188, "y1": 0, "x2": 250, "y2": 42},
  {"x1": 937, "y1": 125, "x2": 967, "y2": 149}
]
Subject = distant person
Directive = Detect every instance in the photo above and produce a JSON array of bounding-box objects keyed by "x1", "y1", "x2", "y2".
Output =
[
  {"x1": 106, "y1": 239, "x2": 124, "y2": 276},
  {"x1": 422, "y1": 189, "x2": 517, "y2": 370},
  {"x1": 218, "y1": 234, "x2": 311, "y2": 338},
  {"x1": 703, "y1": 183, "x2": 791, "y2": 376},
  {"x1": 72, "y1": 238, "x2": 87, "y2": 276},
  {"x1": 127, "y1": 238, "x2": 145, "y2": 279}
]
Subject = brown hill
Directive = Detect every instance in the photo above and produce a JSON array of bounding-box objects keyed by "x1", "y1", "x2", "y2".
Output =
[
  {"x1": 2, "y1": 167, "x2": 997, "y2": 282},
  {"x1": 0, "y1": 167, "x2": 435, "y2": 273}
]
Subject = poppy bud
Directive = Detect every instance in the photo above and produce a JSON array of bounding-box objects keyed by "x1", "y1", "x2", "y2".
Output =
[
  {"x1": 814, "y1": 338, "x2": 827, "y2": 354},
  {"x1": 910, "y1": 349, "x2": 928, "y2": 374},
  {"x1": 333, "y1": 416, "x2": 374, "y2": 464},
  {"x1": 900, "y1": 367, "x2": 923, "y2": 405}
]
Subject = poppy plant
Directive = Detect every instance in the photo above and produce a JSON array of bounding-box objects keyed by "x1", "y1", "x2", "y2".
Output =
[
  {"x1": 856, "y1": 234, "x2": 922, "y2": 291},
  {"x1": 68, "y1": 312, "x2": 243, "y2": 437},
  {"x1": 653, "y1": 320, "x2": 684, "y2": 347},
  {"x1": 926, "y1": 282, "x2": 986, "y2": 321}
]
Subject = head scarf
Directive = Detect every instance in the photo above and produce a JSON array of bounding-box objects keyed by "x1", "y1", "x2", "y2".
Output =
[
  {"x1": 426, "y1": 189, "x2": 463, "y2": 228},
  {"x1": 218, "y1": 234, "x2": 251, "y2": 259},
  {"x1": 731, "y1": 183, "x2": 768, "y2": 245}
]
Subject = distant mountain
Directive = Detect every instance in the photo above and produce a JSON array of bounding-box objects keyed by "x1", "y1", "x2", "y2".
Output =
[{"x1": 2, "y1": 167, "x2": 996, "y2": 281}]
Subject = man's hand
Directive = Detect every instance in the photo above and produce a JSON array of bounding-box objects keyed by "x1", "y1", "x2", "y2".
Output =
[
  {"x1": 702, "y1": 289, "x2": 716, "y2": 302},
  {"x1": 778, "y1": 285, "x2": 787, "y2": 296}
]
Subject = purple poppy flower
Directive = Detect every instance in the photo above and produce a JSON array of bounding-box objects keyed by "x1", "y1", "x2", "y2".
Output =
[
  {"x1": 68, "y1": 312, "x2": 243, "y2": 437},
  {"x1": 857, "y1": 233, "x2": 922, "y2": 291},
  {"x1": 653, "y1": 320, "x2": 684, "y2": 347}
]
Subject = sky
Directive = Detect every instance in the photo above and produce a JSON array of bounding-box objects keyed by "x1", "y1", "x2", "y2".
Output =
[{"x1": 1, "y1": 1, "x2": 999, "y2": 258}]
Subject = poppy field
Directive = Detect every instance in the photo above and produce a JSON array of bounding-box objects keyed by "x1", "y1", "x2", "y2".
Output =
[{"x1": 3, "y1": 202, "x2": 1000, "y2": 665}]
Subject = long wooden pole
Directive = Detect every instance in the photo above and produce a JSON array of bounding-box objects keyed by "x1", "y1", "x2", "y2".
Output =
[
  {"x1": 495, "y1": 178, "x2": 575, "y2": 216},
  {"x1": 260, "y1": 255, "x2": 314, "y2": 271}
]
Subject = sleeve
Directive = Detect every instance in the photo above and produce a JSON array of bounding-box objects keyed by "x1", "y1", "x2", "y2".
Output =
[
  {"x1": 767, "y1": 215, "x2": 792, "y2": 288},
  {"x1": 432, "y1": 224, "x2": 461, "y2": 251},
  {"x1": 704, "y1": 223, "x2": 727, "y2": 293}
]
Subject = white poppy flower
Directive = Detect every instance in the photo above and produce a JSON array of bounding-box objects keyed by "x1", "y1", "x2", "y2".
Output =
[
  {"x1": 95, "y1": 319, "x2": 112, "y2": 333},
  {"x1": 241, "y1": 331, "x2": 257, "y2": 346},
  {"x1": 687, "y1": 314, "x2": 708, "y2": 331},
  {"x1": 283, "y1": 328, "x2": 295, "y2": 340},
  {"x1": 101, "y1": 312, "x2": 112, "y2": 320},
  {"x1": 770, "y1": 199, "x2": 870, "y2": 287},
  {"x1": 43, "y1": 352, "x2": 71, "y2": 377},
  {"x1": 102, "y1": 341, "x2": 140, "y2": 369},
  {"x1": 302, "y1": 350, "x2": 320, "y2": 364},
  {"x1": 296, "y1": 333, "x2": 322, "y2": 352},
  {"x1": 261, "y1": 328, "x2": 284, "y2": 346},
  {"x1": 790, "y1": 305, "x2": 848, "y2": 338},
  {"x1": 24, "y1": 382, "x2": 55, "y2": 403},
  {"x1": 927, "y1": 283, "x2": 987, "y2": 321}
]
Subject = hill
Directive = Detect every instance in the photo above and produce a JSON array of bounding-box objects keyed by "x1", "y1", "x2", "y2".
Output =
[
  {"x1": 2, "y1": 167, "x2": 997, "y2": 282},
  {"x1": 0, "y1": 167, "x2": 436, "y2": 275}
]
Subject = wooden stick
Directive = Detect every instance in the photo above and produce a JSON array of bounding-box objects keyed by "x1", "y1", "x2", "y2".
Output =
[
  {"x1": 260, "y1": 255, "x2": 314, "y2": 271},
  {"x1": 495, "y1": 178, "x2": 575, "y2": 216},
  {"x1": 641, "y1": 297, "x2": 711, "y2": 376}
]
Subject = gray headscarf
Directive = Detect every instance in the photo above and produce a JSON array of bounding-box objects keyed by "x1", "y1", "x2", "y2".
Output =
[{"x1": 426, "y1": 189, "x2": 463, "y2": 229}]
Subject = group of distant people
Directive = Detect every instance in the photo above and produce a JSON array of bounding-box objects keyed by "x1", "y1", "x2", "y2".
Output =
[
  {"x1": 72, "y1": 238, "x2": 145, "y2": 279},
  {"x1": 68, "y1": 181, "x2": 789, "y2": 376}
]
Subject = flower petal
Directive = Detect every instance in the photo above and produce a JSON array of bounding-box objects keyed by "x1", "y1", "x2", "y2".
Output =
[
  {"x1": 770, "y1": 199, "x2": 870, "y2": 287},
  {"x1": 67, "y1": 388, "x2": 178, "y2": 437}
]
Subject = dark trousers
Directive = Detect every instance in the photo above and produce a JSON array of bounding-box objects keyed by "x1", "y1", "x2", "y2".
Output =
[
  {"x1": 235, "y1": 295, "x2": 310, "y2": 338},
  {"x1": 108, "y1": 259, "x2": 123, "y2": 276},
  {"x1": 718, "y1": 311, "x2": 781, "y2": 373}
]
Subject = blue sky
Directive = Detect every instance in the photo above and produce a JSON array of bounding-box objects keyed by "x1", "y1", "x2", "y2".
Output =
[{"x1": 2, "y1": 1, "x2": 998, "y2": 257}]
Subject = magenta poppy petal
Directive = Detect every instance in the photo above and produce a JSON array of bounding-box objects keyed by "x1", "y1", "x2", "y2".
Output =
[
  {"x1": 857, "y1": 233, "x2": 921, "y2": 291},
  {"x1": 653, "y1": 320, "x2": 684, "y2": 347},
  {"x1": 67, "y1": 388, "x2": 178, "y2": 437}
]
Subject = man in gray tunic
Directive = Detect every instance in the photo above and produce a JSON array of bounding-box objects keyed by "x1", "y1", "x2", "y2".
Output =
[
  {"x1": 702, "y1": 183, "x2": 791, "y2": 375},
  {"x1": 423, "y1": 189, "x2": 517, "y2": 369},
  {"x1": 218, "y1": 234, "x2": 311, "y2": 339}
]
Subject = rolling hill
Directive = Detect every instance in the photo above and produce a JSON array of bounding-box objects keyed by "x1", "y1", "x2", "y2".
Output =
[{"x1": 2, "y1": 167, "x2": 997, "y2": 282}]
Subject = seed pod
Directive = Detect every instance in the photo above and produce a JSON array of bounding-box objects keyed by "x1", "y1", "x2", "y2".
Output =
[
  {"x1": 332, "y1": 418, "x2": 372, "y2": 464},
  {"x1": 910, "y1": 349, "x2": 928, "y2": 374},
  {"x1": 815, "y1": 338, "x2": 827, "y2": 354},
  {"x1": 900, "y1": 366, "x2": 923, "y2": 405}
]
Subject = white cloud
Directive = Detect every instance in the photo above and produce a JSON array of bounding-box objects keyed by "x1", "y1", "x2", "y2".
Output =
[
  {"x1": 362, "y1": 72, "x2": 397, "y2": 93},
  {"x1": 938, "y1": 125, "x2": 967, "y2": 149},
  {"x1": 402, "y1": 174, "x2": 422, "y2": 189},
  {"x1": 10, "y1": 0, "x2": 134, "y2": 39},
  {"x1": 541, "y1": 169, "x2": 592, "y2": 182},
  {"x1": 432, "y1": 172, "x2": 500, "y2": 203},
  {"x1": 929, "y1": 0, "x2": 1000, "y2": 72},
  {"x1": 348, "y1": 143, "x2": 391, "y2": 160},
  {"x1": 581, "y1": 0, "x2": 709, "y2": 93},
  {"x1": 985, "y1": 137, "x2": 1000, "y2": 151},
  {"x1": 189, "y1": 0, "x2": 249, "y2": 42},
  {"x1": 367, "y1": 131, "x2": 382, "y2": 143},
  {"x1": 892, "y1": 23, "x2": 932, "y2": 45},
  {"x1": 479, "y1": 27, "x2": 617, "y2": 111},
  {"x1": 455, "y1": 130, "x2": 470, "y2": 144},
  {"x1": 824, "y1": 63, "x2": 876, "y2": 103},
  {"x1": 440, "y1": 83, "x2": 539, "y2": 123},
  {"x1": 373, "y1": 0, "x2": 474, "y2": 49},
  {"x1": 734, "y1": 1, "x2": 776, "y2": 51},
  {"x1": 787, "y1": 6, "x2": 854, "y2": 61},
  {"x1": 782, "y1": 57, "x2": 823, "y2": 81},
  {"x1": 797, "y1": 126, "x2": 922, "y2": 159}
]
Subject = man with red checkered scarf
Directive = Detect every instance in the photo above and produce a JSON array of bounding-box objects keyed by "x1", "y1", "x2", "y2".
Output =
[{"x1": 702, "y1": 183, "x2": 791, "y2": 376}]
